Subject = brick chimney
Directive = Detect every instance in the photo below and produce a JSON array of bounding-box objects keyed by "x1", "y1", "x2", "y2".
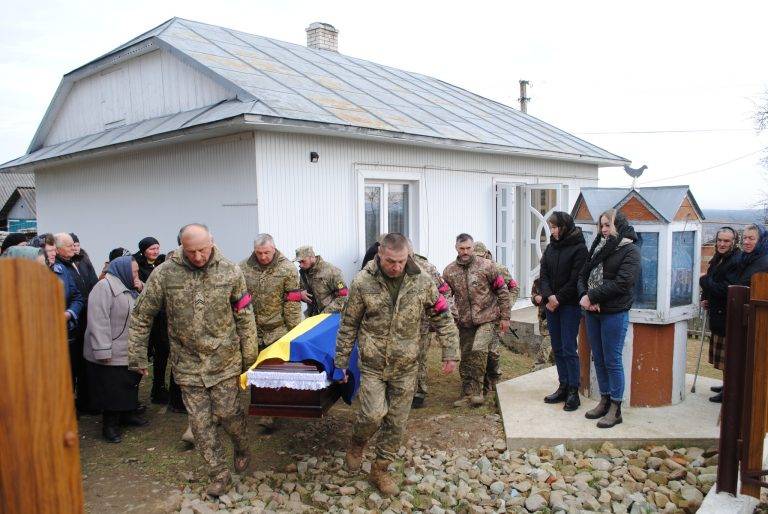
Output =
[{"x1": 306, "y1": 22, "x2": 338, "y2": 52}]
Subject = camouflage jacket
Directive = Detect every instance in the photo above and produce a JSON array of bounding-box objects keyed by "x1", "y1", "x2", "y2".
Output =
[
  {"x1": 494, "y1": 261, "x2": 520, "y2": 316},
  {"x1": 127, "y1": 246, "x2": 258, "y2": 388},
  {"x1": 299, "y1": 256, "x2": 348, "y2": 316},
  {"x1": 335, "y1": 257, "x2": 460, "y2": 372},
  {"x1": 443, "y1": 255, "x2": 511, "y2": 327},
  {"x1": 413, "y1": 253, "x2": 456, "y2": 329},
  {"x1": 240, "y1": 251, "x2": 302, "y2": 331}
]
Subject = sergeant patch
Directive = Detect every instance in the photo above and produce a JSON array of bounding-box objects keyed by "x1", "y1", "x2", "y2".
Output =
[
  {"x1": 492, "y1": 275, "x2": 506, "y2": 290},
  {"x1": 433, "y1": 294, "x2": 448, "y2": 314},
  {"x1": 232, "y1": 293, "x2": 252, "y2": 313}
]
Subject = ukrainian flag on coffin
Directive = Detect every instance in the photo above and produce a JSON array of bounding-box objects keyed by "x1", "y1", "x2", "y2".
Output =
[{"x1": 239, "y1": 313, "x2": 360, "y2": 403}]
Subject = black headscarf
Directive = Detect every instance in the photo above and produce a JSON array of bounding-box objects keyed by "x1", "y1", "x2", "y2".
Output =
[
  {"x1": 107, "y1": 256, "x2": 139, "y2": 299},
  {"x1": 548, "y1": 211, "x2": 578, "y2": 247},
  {"x1": 138, "y1": 236, "x2": 160, "y2": 255},
  {"x1": 583, "y1": 211, "x2": 638, "y2": 275},
  {"x1": 739, "y1": 224, "x2": 768, "y2": 269}
]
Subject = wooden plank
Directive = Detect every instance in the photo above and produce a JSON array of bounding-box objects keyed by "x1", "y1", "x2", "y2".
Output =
[
  {"x1": 574, "y1": 199, "x2": 593, "y2": 222},
  {"x1": 0, "y1": 260, "x2": 83, "y2": 514},
  {"x1": 674, "y1": 196, "x2": 701, "y2": 221},
  {"x1": 630, "y1": 324, "x2": 674, "y2": 406},
  {"x1": 619, "y1": 196, "x2": 660, "y2": 222},
  {"x1": 742, "y1": 272, "x2": 768, "y2": 498},
  {"x1": 578, "y1": 318, "x2": 591, "y2": 396}
]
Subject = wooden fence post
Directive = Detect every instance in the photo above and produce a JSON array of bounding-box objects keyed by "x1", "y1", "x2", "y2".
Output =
[
  {"x1": 741, "y1": 272, "x2": 768, "y2": 498},
  {"x1": 0, "y1": 260, "x2": 83, "y2": 513}
]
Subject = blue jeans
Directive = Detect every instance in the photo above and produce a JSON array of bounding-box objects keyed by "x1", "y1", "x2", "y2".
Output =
[
  {"x1": 545, "y1": 304, "x2": 582, "y2": 387},
  {"x1": 584, "y1": 311, "x2": 629, "y2": 401}
]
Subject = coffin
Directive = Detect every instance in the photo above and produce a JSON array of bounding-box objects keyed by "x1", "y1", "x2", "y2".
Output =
[{"x1": 248, "y1": 361, "x2": 343, "y2": 418}]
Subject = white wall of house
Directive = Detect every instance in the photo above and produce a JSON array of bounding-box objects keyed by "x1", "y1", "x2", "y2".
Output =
[
  {"x1": 35, "y1": 133, "x2": 257, "y2": 262},
  {"x1": 44, "y1": 49, "x2": 234, "y2": 146}
]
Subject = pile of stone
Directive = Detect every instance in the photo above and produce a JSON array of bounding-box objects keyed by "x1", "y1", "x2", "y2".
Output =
[{"x1": 164, "y1": 438, "x2": 718, "y2": 513}]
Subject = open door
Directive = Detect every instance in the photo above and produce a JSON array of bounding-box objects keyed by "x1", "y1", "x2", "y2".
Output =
[
  {"x1": 494, "y1": 182, "x2": 516, "y2": 277},
  {"x1": 0, "y1": 260, "x2": 83, "y2": 514},
  {"x1": 522, "y1": 184, "x2": 564, "y2": 296}
]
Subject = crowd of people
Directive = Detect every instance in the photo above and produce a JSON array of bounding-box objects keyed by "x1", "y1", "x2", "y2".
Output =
[{"x1": 2, "y1": 211, "x2": 767, "y2": 498}]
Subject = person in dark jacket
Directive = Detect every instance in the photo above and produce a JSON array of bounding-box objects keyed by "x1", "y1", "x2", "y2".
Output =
[
  {"x1": 55, "y1": 232, "x2": 98, "y2": 413},
  {"x1": 133, "y1": 236, "x2": 172, "y2": 404},
  {"x1": 536, "y1": 211, "x2": 588, "y2": 411},
  {"x1": 577, "y1": 209, "x2": 640, "y2": 429},
  {"x1": 699, "y1": 227, "x2": 740, "y2": 402},
  {"x1": 70, "y1": 233, "x2": 100, "y2": 293},
  {"x1": 361, "y1": 241, "x2": 380, "y2": 270},
  {"x1": 735, "y1": 224, "x2": 768, "y2": 287}
]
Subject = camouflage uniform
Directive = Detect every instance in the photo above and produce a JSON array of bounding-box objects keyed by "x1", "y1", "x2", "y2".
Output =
[
  {"x1": 335, "y1": 257, "x2": 459, "y2": 461},
  {"x1": 473, "y1": 243, "x2": 520, "y2": 393},
  {"x1": 411, "y1": 253, "x2": 452, "y2": 402},
  {"x1": 240, "y1": 251, "x2": 302, "y2": 348},
  {"x1": 128, "y1": 246, "x2": 257, "y2": 479},
  {"x1": 443, "y1": 254, "x2": 511, "y2": 398},
  {"x1": 296, "y1": 251, "x2": 348, "y2": 316},
  {"x1": 531, "y1": 278, "x2": 554, "y2": 370}
]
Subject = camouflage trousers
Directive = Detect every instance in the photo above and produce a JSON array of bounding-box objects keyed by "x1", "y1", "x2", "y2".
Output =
[
  {"x1": 180, "y1": 377, "x2": 248, "y2": 478},
  {"x1": 458, "y1": 323, "x2": 495, "y2": 397},
  {"x1": 257, "y1": 324, "x2": 288, "y2": 349},
  {"x1": 414, "y1": 331, "x2": 434, "y2": 399},
  {"x1": 484, "y1": 327, "x2": 502, "y2": 394},
  {"x1": 353, "y1": 366, "x2": 417, "y2": 461}
]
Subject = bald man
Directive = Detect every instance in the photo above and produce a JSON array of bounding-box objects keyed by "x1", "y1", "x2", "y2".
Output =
[{"x1": 128, "y1": 224, "x2": 258, "y2": 497}]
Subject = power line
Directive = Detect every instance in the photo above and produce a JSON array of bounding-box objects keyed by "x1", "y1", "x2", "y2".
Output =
[
  {"x1": 641, "y1": 147, "x2": 768, "y2": 185},
  {"x1": 578, "y1": 128, "x2": 755, "y2": 135}
]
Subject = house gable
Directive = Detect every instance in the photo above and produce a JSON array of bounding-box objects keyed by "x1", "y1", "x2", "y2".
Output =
[
  {"x1": 43, "y1": 48, "x2": 238, "y2": 146},
  {"x1": 674, "y1": 195, "x2": 702, "y2": 221},
  {"x1": 574, "y1": 197, "x2": 594, "y2": 222},
  {"x1": 618, "y1": 195, "x2": 661, "y2": 222}
]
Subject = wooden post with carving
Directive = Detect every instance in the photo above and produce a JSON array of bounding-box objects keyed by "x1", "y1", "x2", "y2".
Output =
[{"x1": 0, "y1": 259, "x2": 83, "y2": 513}]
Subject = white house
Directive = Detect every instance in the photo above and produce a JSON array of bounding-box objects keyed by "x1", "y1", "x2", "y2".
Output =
[{"x1": 0, "y1": 18, "x2": 628, "y2": 300}]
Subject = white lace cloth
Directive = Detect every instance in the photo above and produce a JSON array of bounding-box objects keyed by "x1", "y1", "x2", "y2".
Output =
[{"x1": 246, "y1": 369, "x2": 331, "y2": 390}]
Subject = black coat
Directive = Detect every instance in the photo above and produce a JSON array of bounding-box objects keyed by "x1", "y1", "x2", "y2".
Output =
[
  {"x1": 133, "y1": 252, "x2": 166, "y2": 283},
  {"x1": 578, "y1": 217, "x2": 641, "y2": 314},
  {"x1": 699, "y1": 250, "x2": 741, "y2": 336},
  {"x1": 70, "y1": 251, "x2": 99, "y2": 297},
  {"x1": 734, "y1": 252, "x2": 768, "y2": 287},
  {"x1": 539, "y1": 227, "x2": 588, "y2": 306}
]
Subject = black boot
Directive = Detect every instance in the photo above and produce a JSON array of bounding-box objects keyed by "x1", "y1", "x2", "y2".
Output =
[
  {"x1": 151, "y1": 385, "x2": 169, "y2": 405},
  {"x1": 563, "y1": 387, "x2": 581, "y2": 411},
  {"x1": 585, "y1": 394, "x2": 611, "y2": 419},
  {"x1": 710, "y1": 385, "x2": 722, "y2": 393},
  {"x1": 411, "y1": 396, "x2": 426, "y2": 409},
  {"x1": 597, "y1": 400, "x2": 623, "y2": 428},
  {"x1": 102, "y1": 412, "x2": 122, "y2": 443},
  {"x1": 709, "y1": 392, "x2": 723, "y2": 403},
  {"x1": 544, "y1": 383, "x2": 568, "y2": 404},
  {"x1": 120, "y1": 412, "x2": 149, "y2": 427}
]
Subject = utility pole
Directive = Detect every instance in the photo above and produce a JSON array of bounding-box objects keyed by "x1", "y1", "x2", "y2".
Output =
[{"x1": 519, "y1": 80, "x2": 530, "y2": 113}]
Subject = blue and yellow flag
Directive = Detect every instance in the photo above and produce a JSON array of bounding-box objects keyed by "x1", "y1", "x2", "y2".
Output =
[{"x1": 240, "y1": 313, "x2": 360, "y2": 403}]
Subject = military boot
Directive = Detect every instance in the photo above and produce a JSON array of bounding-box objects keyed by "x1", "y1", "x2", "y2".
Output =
[
  {"x1": 369, "y1": 459, "x2": 399, "y2": 496},
  {"x1": 345, "y1": 439, "x2": 366, "y2": 471},
  {"x1": 470, "y1": 394, "x2": 485, "y2": 407},
  {"x1": 234, "y1": 449, "x2": 251, "y2": 473},
  {"x1": 585, "y1": 394, "x2": 611, "y2": 419},
  {"x1": 206, "y1": 470, "x2": 231, "y2": 498},
  {"x1": 597, "y1": 400, "x2": 622, "y2": 429},
  {"x1": 452, "y1": 396, "x2": 471, "y2": 408}
]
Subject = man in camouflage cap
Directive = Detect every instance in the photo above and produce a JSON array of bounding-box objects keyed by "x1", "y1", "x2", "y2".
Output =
[
  {"x1": 240, "y1": 233, "x2": 302, "y2": 431},
  {"x1": 295, "y1": 245, "x2": 349, "y2": 316},
  {"x1": 335, "y1": 233, "x2": 459, "y2": 496},
  {"x1": 443, "y1": 234, "x2": 511, "y2": 407},
  {"x1": 410, "y1": 250, "x2": 453, "y2": 409},
  {"x1": 473, "y1": 242, "x2": 520, "y2": 394},
  {"x1": 128, "y1": 224, "x2": 258, "y2": 497}
]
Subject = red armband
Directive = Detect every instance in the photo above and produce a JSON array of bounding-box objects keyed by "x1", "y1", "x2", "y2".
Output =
[
  {"x1": 438, "y1": 282, "x2": 451, "y2": 294},
  {"x1": 337, "y1": 287, "x2": 349, "y2": 297},
  {"x1": 508, "y1": 279, "x2": 518, "y2": 290},
  {"x1": 285, "y1": 290, "x2": 302, "y2": 302},
  {"x1": 232, "y1": 293, "x2": 252, "y2": 313},
  {"x1": 493, "y1": 275, "x2": 505, "y2": 290},
  {"x1": 433, "y1": 295, "x2": 448, "y2": 314}
]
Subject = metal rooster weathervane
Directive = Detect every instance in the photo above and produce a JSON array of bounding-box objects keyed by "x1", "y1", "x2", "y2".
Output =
[{"x1": 623, "y1": 164, "x2": 648, "y2": 190}]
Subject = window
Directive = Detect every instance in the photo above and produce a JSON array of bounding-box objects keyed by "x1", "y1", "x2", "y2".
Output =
[
  {"x1": 364, "y1": 182, "x2": 411, "y2": 250},
  {"x1": 671, "y1": 231, "x2": 695, "y2": 307},
  {"x1": 634, "y1": 232, "x2": 659, "y2": 310}
]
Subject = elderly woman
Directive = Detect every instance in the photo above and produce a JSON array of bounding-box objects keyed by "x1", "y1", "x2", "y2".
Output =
[
  {"x1": 84, "y1": 256, "x2": 147, "y2": 443},
  {"x1": 699, "y1": 227, "x2": 740, "y2": 402},
  {"x1": 577, "y1": 209, "x2": 640, "y2": 429},
  {"x1": 735, "y1": 224, "x2": 768, "y2": 287}
]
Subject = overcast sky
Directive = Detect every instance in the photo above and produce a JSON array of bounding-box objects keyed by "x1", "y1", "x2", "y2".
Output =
[{"x1": 1, "y1": 0, "x2": 767, "y2": 210}]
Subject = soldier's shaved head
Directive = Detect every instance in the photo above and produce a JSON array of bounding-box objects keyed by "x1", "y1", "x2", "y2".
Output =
[
  {"x1": 180, "y1": 224, "x2": 213, "y2": 268},
  {"x1": 379, "y1": 233, "x2": 409, "y2": 253}
]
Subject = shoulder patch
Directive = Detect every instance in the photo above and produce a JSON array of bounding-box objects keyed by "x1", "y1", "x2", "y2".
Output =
[{"x1": 52, "y1": 263, "x2": 64, "y2": 274}]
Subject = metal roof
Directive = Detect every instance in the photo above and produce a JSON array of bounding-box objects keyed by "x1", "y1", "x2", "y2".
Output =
[
  {"x1": 575, "y1": 186, "x2": 704, "y2": 223},
  {"x1": 0, "y1": 173, "x2": 34, "y2": 208},
  {"x1": 16, "y1": 187, "x2": 37, "y2": 217},
  {"x1": 2, "y1": 17, "x2": 629, "y2": 171}
]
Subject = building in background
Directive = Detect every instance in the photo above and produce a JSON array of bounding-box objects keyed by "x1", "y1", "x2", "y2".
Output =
[
  {"x1": 0, "y1": 18, "x2": 628, "y2": 300},
  {"x1": 0, "y1": 173, "x2": 36, "y2": 232}
]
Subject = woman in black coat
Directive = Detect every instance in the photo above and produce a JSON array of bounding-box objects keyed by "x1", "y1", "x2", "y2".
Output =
[
  {"x1": 535, "y1": 212, "x2": 588, "y2": 411},
  {"x1": 699, "y1": 227, "x2": 740, "y2": 402},
  {"x1": 577, "y1": 209, "x2": 640, "y2": 429}
]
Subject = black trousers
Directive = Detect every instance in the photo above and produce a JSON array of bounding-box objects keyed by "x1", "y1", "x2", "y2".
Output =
[{"x1": 69, "y1": 335, "x2": 90, "y2": 411}]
